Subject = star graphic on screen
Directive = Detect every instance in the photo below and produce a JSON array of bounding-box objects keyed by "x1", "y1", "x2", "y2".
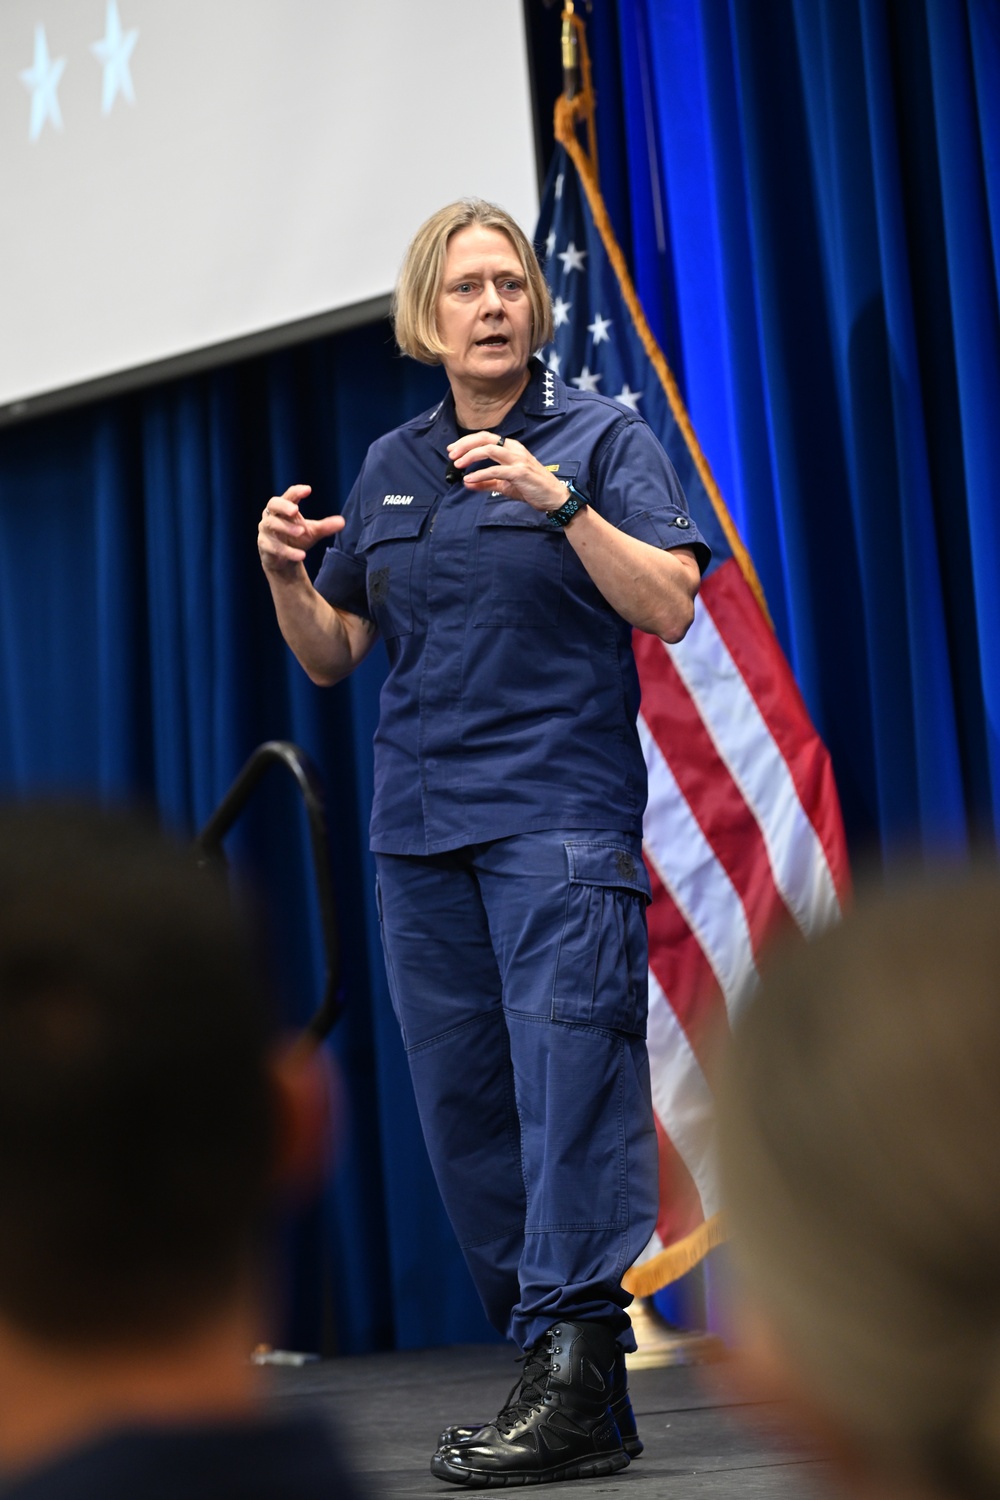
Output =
[
  {"x1": 557, "y1": 241, "x2": 587, "y2": 275},
  {"x1": 547, "y1": 349, "x2": 561, "y2": 375},
  {"x1": 91, "y1": 0, "x2": 139, "y2": 114},
  {"x1": 571, "y1": 366, "x2": 602, "y2": 392},
  {"x1": 552, "y1": 296, "x2": 572, "y2": 328},
  {"x1": 20, "y1": 25, "x2": 66, "y2": 141},
  {"x1": 587, "y1": 312, "x2": 612, "y2": 344},
  {"x1": 615, "y1": 384, "x2": 642, "y2": 410}
]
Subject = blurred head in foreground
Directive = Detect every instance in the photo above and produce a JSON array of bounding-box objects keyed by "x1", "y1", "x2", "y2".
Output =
[
  {"x1": 0, "y1": 801, "x2": 280, "y2": 1346},
  {"x1": 718, "y1": 868, "x2": 1000, "y2": 1500},
  {"x1": 0, "y1": 801, "x2": 330, "y2": 1477}
]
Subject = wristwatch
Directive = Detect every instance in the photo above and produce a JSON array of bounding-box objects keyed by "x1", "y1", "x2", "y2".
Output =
[{"x1": 545, "y1": 480, "x2": 589, "y2": 529}]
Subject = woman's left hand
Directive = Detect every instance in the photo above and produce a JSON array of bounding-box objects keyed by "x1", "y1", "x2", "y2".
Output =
[{"x1": 447, "y1": 432, "x2": 566, "y2": 515}]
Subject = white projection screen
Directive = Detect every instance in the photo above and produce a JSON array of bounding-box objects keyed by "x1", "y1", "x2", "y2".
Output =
[{"x1": 0, "y1": 0, "x2": 540, "y2": 422}]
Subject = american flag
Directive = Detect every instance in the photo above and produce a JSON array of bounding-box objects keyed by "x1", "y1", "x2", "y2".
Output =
[{"x1": 536, "y1": 129, "x2": 850, "y2": 1294}]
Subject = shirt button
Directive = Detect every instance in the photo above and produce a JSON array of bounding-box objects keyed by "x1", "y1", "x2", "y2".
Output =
[{"x1": 672, "y1": 515, "x2": 691, "y2": 529}]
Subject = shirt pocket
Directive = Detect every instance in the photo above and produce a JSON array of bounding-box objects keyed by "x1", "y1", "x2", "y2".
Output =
[
  {"x1": 357, "y1": 500, "x2": 435, "y2": 639},
  {"x1": 552, "y1": 841, "x2": 652, "y2": 1035},
  {"x1": 473, "y1": 498, "x2": 565, "y2": 627}
]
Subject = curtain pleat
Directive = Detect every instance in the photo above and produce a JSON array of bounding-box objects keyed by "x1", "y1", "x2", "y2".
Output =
[
  {"x1": 925, "y1": 0, "x2": 1000, "y2": 837},
  {"x1": 620, "y1": 0, "x2": 997, "y2": 852}
]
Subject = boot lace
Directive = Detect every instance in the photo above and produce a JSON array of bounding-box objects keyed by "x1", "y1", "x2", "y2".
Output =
[{"x1": 493, "y1": 1337, "x2": 552, "y2": 1438}]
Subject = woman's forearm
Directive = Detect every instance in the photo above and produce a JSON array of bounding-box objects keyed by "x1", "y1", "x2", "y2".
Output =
[
  {"x1": 266, "y1": 564, "x2": 377, "y2": 686},
  {"x1": 563, "y1": 508, "x2": 700, "y2": 641}
]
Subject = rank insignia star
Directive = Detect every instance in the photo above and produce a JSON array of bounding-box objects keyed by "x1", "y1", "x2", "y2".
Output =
[{"x1": 542, "y1": 368, "x2": 556, "y2": 408}]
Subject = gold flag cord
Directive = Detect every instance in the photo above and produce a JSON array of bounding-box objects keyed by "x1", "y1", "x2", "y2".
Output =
[
  {"x1": 553, "y1": 11, "x2": 773, "y2": 627},
  {"x1": 622, "y1": 1212, "x2": 725, "y2": 1299}
]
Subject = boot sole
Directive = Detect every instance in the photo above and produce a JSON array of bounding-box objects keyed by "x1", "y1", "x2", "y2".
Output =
[
  {"x1": 438, "y1": 1430, "x2": 643, "y2": 1460},
  {"x1": 430, "y1": 1449, "x2": 631, "y2": 1486}
]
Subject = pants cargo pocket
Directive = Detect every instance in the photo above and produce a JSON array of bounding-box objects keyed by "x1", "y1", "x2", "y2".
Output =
[{"x1": 551, "y1": 841, "x2": 651, "y2": 1035}]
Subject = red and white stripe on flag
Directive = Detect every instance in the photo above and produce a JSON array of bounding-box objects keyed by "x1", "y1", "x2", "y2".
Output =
[
  {"x1": 540, "y1": 60, "x2": 852, "y2": 1295},
  {"x1": 624, "y1": 558, "x2": 851, "y2": 1293}
]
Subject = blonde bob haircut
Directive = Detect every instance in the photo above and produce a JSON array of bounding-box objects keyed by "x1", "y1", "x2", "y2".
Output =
[{"x1": 392, "y1": 199, "x2": 554, "y2": 366}]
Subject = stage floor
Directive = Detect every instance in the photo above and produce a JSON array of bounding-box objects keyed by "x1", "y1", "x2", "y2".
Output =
[{"x1": 263, "y1": 1343, "x2": 834, "y2": 1499}]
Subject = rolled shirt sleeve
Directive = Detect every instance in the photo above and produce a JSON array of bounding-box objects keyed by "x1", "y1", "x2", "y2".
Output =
[
  {"x1": 313, "y1": 473, "x2": 373, "y2": 622},
  {"x1": 589, "y1": 416, "x2": 712, "y2": 575}
]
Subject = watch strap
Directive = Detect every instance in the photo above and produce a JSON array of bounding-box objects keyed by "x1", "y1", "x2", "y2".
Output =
[{"x1": 546, "y1": 481, "x2": 589, "y2": 529}]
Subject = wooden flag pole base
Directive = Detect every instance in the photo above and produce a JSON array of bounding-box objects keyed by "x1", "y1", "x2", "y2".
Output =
[{"x1": 628, "y1": 1297, "x2": 727, "y2": 1370}]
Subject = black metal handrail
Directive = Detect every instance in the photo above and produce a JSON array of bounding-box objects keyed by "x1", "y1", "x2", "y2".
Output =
[{"x1": 194, "y1": 741, "x2": 342, "y2": 1042}]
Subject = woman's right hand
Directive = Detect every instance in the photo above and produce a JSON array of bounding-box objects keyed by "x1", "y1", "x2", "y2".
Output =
[
  {"x1": 257, "y1": 482, "x2": 376, "y2": 686},
  {"x1": 258, "y1": 484, "x2": 345, "y2": 577}
]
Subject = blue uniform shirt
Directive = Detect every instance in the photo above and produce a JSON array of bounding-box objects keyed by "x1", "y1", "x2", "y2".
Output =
[{"x1": 314, "y1": 360, "x2": 710, "y2": 856}]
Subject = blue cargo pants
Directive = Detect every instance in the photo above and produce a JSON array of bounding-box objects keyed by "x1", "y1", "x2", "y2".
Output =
[{"x1": 375, "y1": 828, "x2": 659, "y2": 1352}]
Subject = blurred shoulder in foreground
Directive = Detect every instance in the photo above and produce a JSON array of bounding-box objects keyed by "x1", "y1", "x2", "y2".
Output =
[
  {"x1": 0, "y1": 800, "x2": 359, "y2": 1500},
  {"x1": 719, "y1": 862, "x2": 1000, "y2": 1500}
]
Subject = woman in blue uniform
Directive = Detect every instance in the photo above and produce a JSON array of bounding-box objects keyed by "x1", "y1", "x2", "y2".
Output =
[{"x1": 258, "y1": 200, "x2": 709, "y2": 1486}]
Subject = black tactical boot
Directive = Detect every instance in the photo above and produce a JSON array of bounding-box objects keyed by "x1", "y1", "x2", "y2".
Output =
[
  {"x1": 430, "y1": 1321, "x2": 629, "y2": 1485},
  {"x1": 437, "y1": 1342, "x2": 643, "y2": 1458}
]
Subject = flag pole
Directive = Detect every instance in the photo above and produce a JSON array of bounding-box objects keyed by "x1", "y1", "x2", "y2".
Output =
[
  {"x1": 559, "y1": 3, "x2": 599, "y2": 178},
  {"x1": 552, "y1": 6, "x2": 773, "y2": 627}
]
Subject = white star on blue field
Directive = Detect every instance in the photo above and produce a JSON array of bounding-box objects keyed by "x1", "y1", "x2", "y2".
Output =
[
  {"x1": 539, "y1": 149, "x2": 669, "y2": 420},
  {"x1": 557, "y1": 241, "x2": 587, "y2": 275},
  {"x1": 20, "y1": 24, "x2": 66, "y2": 141},
  {"x1": 587, "y1": 312, "x2": 612, "y2": 344},
  {"x1": 552, "y1": 296, "x2": 572, "y2": 329},
  {"x1": 91, "y1": 0, "x2": 139, "y2": 114},
  {"x1": 570, "y1": 365, "x2": 602, "y2": 392}
]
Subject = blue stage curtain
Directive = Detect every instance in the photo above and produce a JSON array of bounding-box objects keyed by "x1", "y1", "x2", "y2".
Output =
[
  {"x1": 612, "y1": 0, "x2": 999, "y2": 856},
  {"x1": 0, "y1": 329, "x2": 502, "y2": 1355}
]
